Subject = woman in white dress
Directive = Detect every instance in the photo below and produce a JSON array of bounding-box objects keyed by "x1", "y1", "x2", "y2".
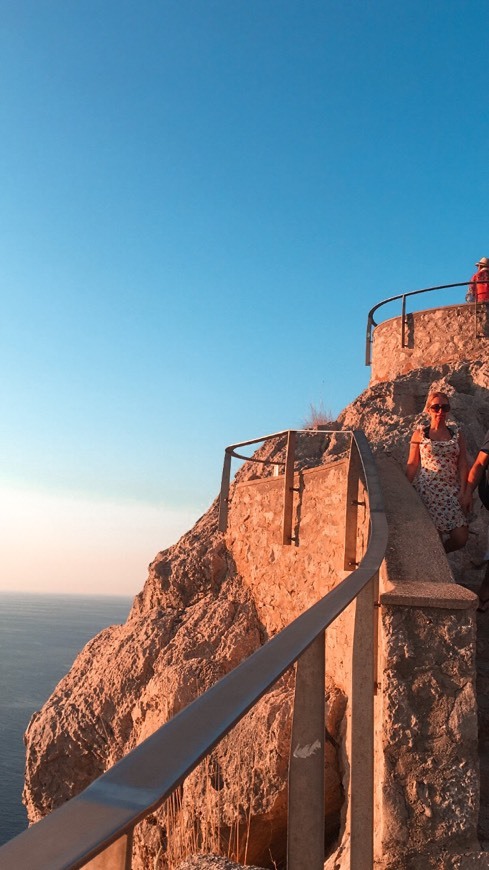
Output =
[{"x1": 406, "y1": 390, "x2": 468, "y2": 553}]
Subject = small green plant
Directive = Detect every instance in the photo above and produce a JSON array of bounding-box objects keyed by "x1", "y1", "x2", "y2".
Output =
[{"x1": 303, "y1": 401, "x2": 334, "y2": 430}]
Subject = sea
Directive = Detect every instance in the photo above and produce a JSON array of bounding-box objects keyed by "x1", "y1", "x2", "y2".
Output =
[{"x1": 0, "y1": 591, "x2": 132, "y2": 847}]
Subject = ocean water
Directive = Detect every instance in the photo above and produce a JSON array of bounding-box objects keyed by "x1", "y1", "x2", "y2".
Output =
[{"x1": 0, "y1": 592, "x2": 132, "y2": 847}]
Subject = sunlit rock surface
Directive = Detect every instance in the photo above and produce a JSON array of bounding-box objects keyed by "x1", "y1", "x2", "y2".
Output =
[{"x1": 23, "y1": 358, "x2": 489, "y2": 867}]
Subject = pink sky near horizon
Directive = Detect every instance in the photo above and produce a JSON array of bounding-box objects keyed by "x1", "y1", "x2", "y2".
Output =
[{"x1": 0, "y1": 486, "x2": 200, "y2": 596}]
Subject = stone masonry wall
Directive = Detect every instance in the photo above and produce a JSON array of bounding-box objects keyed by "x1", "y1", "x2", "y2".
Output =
[
  {"x1": 375, "y1": 458, "x2": 479, "y2": 867},
  {"x1": 226, "y1": 459, "x2": 351, "y2": 636},
  {"x1": 371, "y1": 303, "x2": 489, "y2": 384},
  {"x1": 379, "y1": 589, "x2": 479, "y2": 867},
  {"x1": 226, "y1": 453, "x2": 371, "y2": 696}
]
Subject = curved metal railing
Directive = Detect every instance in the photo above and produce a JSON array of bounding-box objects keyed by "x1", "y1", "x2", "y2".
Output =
[
  {"x1": 218, "y1": 427, "x2": 335, "y2": 543},
  {"x1": 0, "y1": 430, "x2": 387, "y2": 870},
  {"x1": 365, "y1": 279, "x2": 487, "y2": 365}
]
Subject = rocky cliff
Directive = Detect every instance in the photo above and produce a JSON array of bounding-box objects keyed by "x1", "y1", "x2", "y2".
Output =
[{"x1": 22, "y1": 358, "x2": 489, "y2": 868}]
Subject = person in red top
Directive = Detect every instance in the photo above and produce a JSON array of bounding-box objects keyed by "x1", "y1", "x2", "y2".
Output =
[{"x1": 468, "y1": 257, "x2": 489, "y2": 302}]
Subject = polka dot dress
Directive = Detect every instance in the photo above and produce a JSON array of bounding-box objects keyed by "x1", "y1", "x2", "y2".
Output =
[{"x1": 414, "y1": 426, "x2": 467, "y2": 533}]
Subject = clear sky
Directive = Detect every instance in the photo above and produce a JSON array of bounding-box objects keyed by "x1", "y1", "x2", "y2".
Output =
[{"x1": 1, "y1": 0, "x2": 488, "y2": 595}]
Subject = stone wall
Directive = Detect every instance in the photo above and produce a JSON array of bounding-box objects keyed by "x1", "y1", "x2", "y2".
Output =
[
  {"x1": 371, "y1": 303, "x2": 489, "y2": 384},
  {"x1": 377, "y1": 457, "x2": 479, "y2": 866},
  {"x1": 226, "y1": 452, "x2": 371, "y2": 700},
  {"x1": 379, "y1": 585, "x2": 479, "y2": 866},
  {"x1": 226, "y1": 459, "x2": 351, "y2": 636}
]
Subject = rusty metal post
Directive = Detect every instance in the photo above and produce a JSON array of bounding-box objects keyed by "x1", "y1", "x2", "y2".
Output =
[
  {"x1": 344, "y1": 436, "x2": 362, "y2": 570},
  {"x1": 401, "y1": 293, "x2": 407, "y2": 348},
  {"x1": 218, "y1": 451, "x2": 232, "y2": 532},
  {"x1": 373, "y1": 570, "x2": 380, "y2": 696},
  {"x1": 287, "y1": 632, "x2": 325, "y2": 870},
  {"x1": 282, "y1": 430, "x2": 297, "y2": 545},
  {"x1": 365, "y1": 314, "x2": 373, "y2": 366},
  {"x1": 82, "y1": 831, "x2": 133, "y2": 869}
]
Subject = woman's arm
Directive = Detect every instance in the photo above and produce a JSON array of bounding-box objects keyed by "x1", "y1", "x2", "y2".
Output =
[{"x1": 406, "y1": 430, "x2": 421, "y2": 483}]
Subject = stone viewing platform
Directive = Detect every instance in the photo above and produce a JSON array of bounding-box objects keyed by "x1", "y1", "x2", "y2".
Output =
[{"x1": 371, "y1": 302, "x2": 489, "y2": 384}]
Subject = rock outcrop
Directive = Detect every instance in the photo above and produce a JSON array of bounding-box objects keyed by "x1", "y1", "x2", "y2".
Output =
[
  {"x1": 23, "y1": 357, "x2": 489, "y2": 868},
  {"x1": 23, "y1": 492, "x2": 346, "y2": 868}
]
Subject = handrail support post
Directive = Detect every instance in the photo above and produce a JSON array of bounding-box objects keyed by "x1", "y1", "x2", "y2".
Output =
[
  {"x1": 365, "y1": 315, "x2": 372, "y2": 366},
  {"x1": 287, "y1": 631, "x2": 325, "y2": 870},
  {"x1": 401, "y1": 293, "x2": 407, "y2": 348},
  {"x1": 218, "y1": 451, "x2": 232, "y2": 532},
  {"x1": 83, "y1": 830, "x2": 133, "y2": 869},
  {"x1": 282, "y1": 430, "x2": 297, "y2": 545},
  {"x1": 349, "y1": 573, "x2": 376, "y2": 870},
  {"x1": 344, "y1": 436, "x2": 362, "y2": 570}
]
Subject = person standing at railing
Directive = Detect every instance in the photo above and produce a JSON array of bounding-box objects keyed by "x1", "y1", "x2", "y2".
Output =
[
  {"x1": 406, "y1": 390, "x2": 469, "y2": 553},
  {"x1": 466, "y1": 257, "x2": 489, "y2": 302}
]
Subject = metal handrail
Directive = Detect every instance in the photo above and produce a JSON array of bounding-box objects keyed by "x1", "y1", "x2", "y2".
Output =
[
  {"x1": 0, "y1": 430, "x2": 388, "y2": 870},
  {"x1": 224, "y1": 427, "x2": 333, "y2": 463},
  {"x1": 218, "y1": 427, "x2": 337, "y2": 536},
  {"x1": 365, "y1": 279, "x2": 488, "y2": 365}
]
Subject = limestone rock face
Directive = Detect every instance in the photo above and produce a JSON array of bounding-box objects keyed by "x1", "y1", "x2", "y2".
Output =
[
  {"x1": 338, "y1": 360, "x2": 489, "y2": 583},
  {"x1": 22, "y1": 357, "x2": 489, "y2": 868},
  {"x1": 23, "y1": 562, "x2": 263, "y2": 820},
  {"x1": 23, "y1": 502, "x2": 264, "y2": 827},
  {"x1": 23, "y1": 493, "x2": 345, "y2": 868},
  {"x1": 339, "y1": 360, "x2": 489, "y2": 461},
  {"x1": 130, "y1": 501, "x2": 230, "y2": 616}
]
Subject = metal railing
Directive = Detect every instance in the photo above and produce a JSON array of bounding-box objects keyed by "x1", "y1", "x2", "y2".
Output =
[
  {"x1": 365, "y1": 280, "x2": 488, "y2": 365},
  {"x1": 219, "y1": 426, "x2": 335, "y2": 546},
  {"x1": 0, "y1": 430, "x2": 388, "y2": 870}
]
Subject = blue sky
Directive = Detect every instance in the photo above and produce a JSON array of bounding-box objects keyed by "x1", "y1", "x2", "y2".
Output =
[{"x1": 1, "y1": 0, "x2": 488, "y2": 594}]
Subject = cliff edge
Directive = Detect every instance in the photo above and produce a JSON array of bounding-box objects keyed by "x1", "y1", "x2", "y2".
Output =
[{"x1": 23, "y1": 358, "x2": 489, "y2": 868}]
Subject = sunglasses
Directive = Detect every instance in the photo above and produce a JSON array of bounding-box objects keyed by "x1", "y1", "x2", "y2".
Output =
[{"x1": 430, "y1": 403, "x2": 450, "y2": 412}]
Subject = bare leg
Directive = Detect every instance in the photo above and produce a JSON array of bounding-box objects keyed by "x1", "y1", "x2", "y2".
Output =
[{"x1": 444, "y1": 525, "x2": 469, "y2": 553}]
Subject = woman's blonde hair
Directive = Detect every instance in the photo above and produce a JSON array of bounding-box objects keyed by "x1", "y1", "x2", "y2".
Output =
[{"x1": 424, "y1": 390, "x2": 450, "y2": 413}]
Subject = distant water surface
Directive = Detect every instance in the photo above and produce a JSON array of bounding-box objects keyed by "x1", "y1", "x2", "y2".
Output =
[{"x1": 0, "y1": 592, "x2": 132, "y2": 847}]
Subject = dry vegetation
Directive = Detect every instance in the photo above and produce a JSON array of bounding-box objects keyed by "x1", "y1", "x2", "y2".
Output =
[{"x1": 302, "y1": 402, "x2": 335, "y2": 430}]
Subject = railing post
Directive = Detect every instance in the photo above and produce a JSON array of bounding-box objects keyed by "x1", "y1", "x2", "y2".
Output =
[
  {"x1": 82, "y1": 831, "x2": 133, "y2": 869},
  {"x1": 344, "y1": 434, "x2": 376, "y2": 867},
  {"x1": 344, "y1": 436, "x2": 362, "y2": 570},
  {"x1": 401, "y1": 293, "x2": 407, "y2": 348},
  {"x1": 218, "y1": 450, "x2": 232, "y2": 532},
  {"x1": 282, "y1": 430, "x2": 297, "y2": 545},
  {"x1": 287, "y1": 632, "x2": 325, "y2": 870},
  {"x1": 349, "y1": 573, "x2": 376, "y2": 870},
  {"x1": 365, "y1": 314, "x2": 373, "y2": 366}
]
